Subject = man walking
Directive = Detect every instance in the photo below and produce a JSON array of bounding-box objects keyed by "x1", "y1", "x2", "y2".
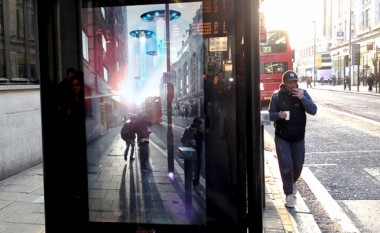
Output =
[{"x1": 268, "y1": 70, "x2": 317, "y2": 208}]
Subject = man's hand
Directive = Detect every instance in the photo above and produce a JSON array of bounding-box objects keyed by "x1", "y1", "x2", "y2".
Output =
[{"x1": 291, "y1": 88, "x2": 304, "y2": 99}]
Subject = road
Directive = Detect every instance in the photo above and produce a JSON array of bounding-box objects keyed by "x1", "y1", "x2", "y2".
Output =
[{"x1": 264, "y1": 85, "x2": 380, "y2": 233}]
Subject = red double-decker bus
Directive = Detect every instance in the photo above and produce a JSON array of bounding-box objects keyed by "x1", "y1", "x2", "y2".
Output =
[{"x1": 260, "y1": 30, "x2": 294, "y2": 107}]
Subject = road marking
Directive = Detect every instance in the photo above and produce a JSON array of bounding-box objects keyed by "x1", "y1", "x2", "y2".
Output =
[
  {"x1": 304, "y1": 164, "x2": 337, "y2": 167},
  {"x1": 320, "y1": 105, "x2": 380, "y2": 126},
  {"x1": 302, "y1": 168, "x2": 360, "y2": 233},
  {"x1": 364, "y1": 167, "x2": 380, "y2": 181},
  {"x1": 306, "y1": 150, "x2": 380, "y2": 154}
]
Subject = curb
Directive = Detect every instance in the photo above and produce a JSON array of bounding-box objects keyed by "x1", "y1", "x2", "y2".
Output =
[
  {"x1": 264, "y1": 130, "x2": 322, "y2": 233},
  {"x1": 301, "y1": 168, "x2": 360, "y2": 233}
]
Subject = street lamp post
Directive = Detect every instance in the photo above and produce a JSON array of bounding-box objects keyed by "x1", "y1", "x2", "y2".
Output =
[
  {"x1": 165, "y1": 4, "x2": 174, "y2": 173},
  {"x1": 140, "y1": 6, "x2": 181, "y2": 174},
  {"x1": 313, "y1": 20, "x2": 316, "y2": 87},
  {"x1": 348, "y1": 0, "x2": 352, "y2": 91}
]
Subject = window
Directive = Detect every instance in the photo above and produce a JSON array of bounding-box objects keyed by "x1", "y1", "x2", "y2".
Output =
[
  {"x1": 103, "y1": 67, "x2": 108, "y2": 82},
  {"x1": 362, "y1": 9, "x2": 370, "y2": 28},
  {"x1": 0, "y1": 0, "x2": 39, "y2": 83},
  {"x1": 102, "y1": 34, "x2": 107, "y2": 52},
  {"x1": 260, "y1": 62, "x2": 288, "y2": 75},
  {"x1": 82, "y1": 30, "x2": 89, "y2": 61}
]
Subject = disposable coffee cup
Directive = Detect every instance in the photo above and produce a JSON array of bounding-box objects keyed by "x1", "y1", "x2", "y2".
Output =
[{"x1": 284, "y1": 111, "x2": 290, "y2": 120}]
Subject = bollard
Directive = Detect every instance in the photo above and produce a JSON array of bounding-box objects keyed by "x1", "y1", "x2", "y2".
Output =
[{"x1": 178, "y1": 147, "x2": 197, "y2": 213}]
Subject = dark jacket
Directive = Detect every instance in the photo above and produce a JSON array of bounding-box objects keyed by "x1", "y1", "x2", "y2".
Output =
[
  {"x1": 181, "y1": 122, "x2": 203, "y2": 155},
  {"x1": 120, "y1": 119, "x2": 136, "y2": 141},
  {"x1": 268, "y1": 84, "x2": 317, "y2": 142},
  {"x1": 136, "y1": 115, "x2": 151, "y2": 143}
]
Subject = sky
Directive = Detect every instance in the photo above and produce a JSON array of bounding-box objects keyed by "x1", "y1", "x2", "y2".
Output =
[
  {"x1": 119, "y1": 2, "x2": 201, "y2": 104},
  {"x1": 260, "y1": 0, "x2": 320, "y2": 48}
]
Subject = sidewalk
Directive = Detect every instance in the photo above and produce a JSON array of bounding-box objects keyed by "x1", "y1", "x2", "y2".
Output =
[
  {"x1": 0, "y1": 146, "x2": 310, "y2": 232},
  {"x1": 0, "y1": 124, "x2": 319, "y2": 233},
  {"x1": 301, "y1": 82, "x2": 380, "y2": 96}
]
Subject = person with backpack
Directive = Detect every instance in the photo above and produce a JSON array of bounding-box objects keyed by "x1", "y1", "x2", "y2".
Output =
[{"x1": 120, "y1": 115, "x2": 136, "y2": 161}]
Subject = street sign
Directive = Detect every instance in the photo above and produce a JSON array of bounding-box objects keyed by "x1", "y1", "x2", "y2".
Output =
[
  {"x1": 209, "y1": 37, "x2": 228, "y2": 52},
  {"x1": 351, "y1": 44, "x2": 360, "y2": 65},
  {"x1": 162, "y1": 71, "x2": 175, "y2": 83}
]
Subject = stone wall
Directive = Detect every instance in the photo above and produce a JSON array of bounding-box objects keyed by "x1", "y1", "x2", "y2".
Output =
[{"x1": 0, "y1": 85, "x2": 43, "y2": 180}]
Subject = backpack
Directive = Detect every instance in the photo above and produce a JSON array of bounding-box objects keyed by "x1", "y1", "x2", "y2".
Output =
[
  {"x1": 120, "y1": 123, "x2": 128, "y2": 141},
  {"x1": 120, "y1": 121, "x2": 135, "y2": 141}
]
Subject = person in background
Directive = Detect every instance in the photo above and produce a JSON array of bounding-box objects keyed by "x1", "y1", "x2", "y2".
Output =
[
  {"x1": 210, "y1": 74, "x2": 226, "y2": 127},
  {"x1": 367, "y1": 74, "x2": 374, "y2": 92},
  {"x1": 58, "y1": 67, "x2": 77, "y2": 115},
  {"x1": 120, "y1": 115, "x2": 136, "y2": 161},
  {"x1": 136, "y1": 114, "x2": 152, "y2": 172},
  {"x1": 59, "y1": 70, "x2": 84, "y2": 138},
  {"x1": 306, "y1": 76, "x2": 313, "y2": 88},
  {"x1": 203, "y1": 73, "x2": 212, "y2": 132},
  {"x1": 181, "y1": 117, "x2": 204, "y2": 188},
  {"x1": 268, "y1": 70, "x2": 317, "y2": 208}
]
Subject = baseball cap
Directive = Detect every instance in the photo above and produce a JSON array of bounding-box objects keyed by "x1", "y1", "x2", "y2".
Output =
[{"x1": 282, "y1": 70, "x2": 299, "y2": 83}]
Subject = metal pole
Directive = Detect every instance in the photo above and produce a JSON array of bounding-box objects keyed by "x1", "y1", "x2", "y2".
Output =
[
  {"x1": 348, "y1": 0, "x2": 352, "y2": 91},
  {"x1": 165, "y1": 4, "x2": 174, "y2": 173},
  {"x1": 313, "y1": 21, "x2": 316, "y2": 87}
]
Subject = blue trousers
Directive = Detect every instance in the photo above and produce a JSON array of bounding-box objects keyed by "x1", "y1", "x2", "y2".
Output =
[{"x1": 274, "y1": 136, "x2": 305, "y2": 195}]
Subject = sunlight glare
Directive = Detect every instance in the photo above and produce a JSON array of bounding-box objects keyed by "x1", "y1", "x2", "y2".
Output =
[{"x1": 260, "y1": 0, "x2": 319, "y2": 48}]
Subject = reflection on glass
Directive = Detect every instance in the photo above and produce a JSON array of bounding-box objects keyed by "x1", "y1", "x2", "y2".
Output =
[
  {"x1": 82, "y1": 2, "x2": 209, "y2": 225},
  {"x1": 82, "y1": 0, "x2": 239, "y2": 228}
]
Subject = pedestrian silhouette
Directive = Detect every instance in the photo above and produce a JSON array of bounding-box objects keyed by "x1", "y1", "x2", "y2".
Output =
[
  {"x1": 136, "y1": 114, "x2": 152, "y2": 172},
  {"x1": 181, "y1": 117, "x2": 204, "y2": 187},
  {"x1": 120, "y1": 115, "x2": 136, "y2": 161}
]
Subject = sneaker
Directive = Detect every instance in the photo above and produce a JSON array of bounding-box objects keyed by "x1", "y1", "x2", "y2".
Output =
[
  {"x1": 285, "y1": 194, "x2": 295, "y2": 208},
  {"x1": 293, "y1": 182, "x2": 298, "y2": 196}
]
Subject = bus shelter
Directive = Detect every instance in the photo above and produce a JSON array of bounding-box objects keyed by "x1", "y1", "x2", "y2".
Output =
[{"x1": 37, "y1": 0, "x2": 263, "y2": 232}]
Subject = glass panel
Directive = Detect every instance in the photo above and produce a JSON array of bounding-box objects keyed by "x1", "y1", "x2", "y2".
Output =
[
  {"x1": 0, "y1": 0, "x2": 3, "y2": 35},
  {"x1": 82, "y1": 0, "x2": 239, "y2": 228},
  {"x1": 0, "y1": 49, "x2": 5, "y2": 79},
  {"x1": 0, "y1": 1, "x2": 5, "y2": 80}
]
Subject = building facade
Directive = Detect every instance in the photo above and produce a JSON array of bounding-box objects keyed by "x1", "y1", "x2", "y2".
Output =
[
  {"x1": 0, "y1": 0, "x2": 42, "y2": 180},
  {"x1": 0, "y1": 1, "x2": 127, "y2": 180},
  {"x1": 296, "y1": 0, "x2": 380, "y2": 88}
]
